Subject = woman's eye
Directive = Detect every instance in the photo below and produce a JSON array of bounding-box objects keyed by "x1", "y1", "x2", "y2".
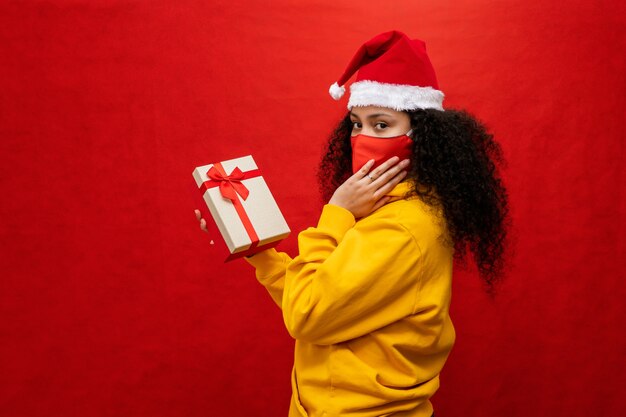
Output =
[
  {"x1": 375, "y1": 122, "x2": 388, "y2": 129},
  {"x1": 352, "y1": 122, "x2": 362, "y2": 129}
]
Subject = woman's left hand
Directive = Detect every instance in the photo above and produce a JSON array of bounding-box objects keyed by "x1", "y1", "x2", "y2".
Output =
[{"x1": 328, "y1": 156, "x2": 409, "y2": 219}]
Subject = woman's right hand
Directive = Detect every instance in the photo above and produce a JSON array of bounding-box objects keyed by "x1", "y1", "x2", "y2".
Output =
[{"x1": 194, "y1": 209, "x2": 209, "y2": 233}]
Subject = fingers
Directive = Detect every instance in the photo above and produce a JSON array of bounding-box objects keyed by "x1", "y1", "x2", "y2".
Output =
[
  {"x1": 194, "y1": 209, "x2": 209, "y2": 233},
  {"x1": 372, "y1": 169, "x2": 408, "y2": 199},
  {"x1": 370, "y1": 196, "x2": 391, "y2": 212},
  {"x1": 353, "y1": 159, "x2": 375, "y2": 181},
  {"x1": 369, "y1": 158, "x2": 409, "y2": 187},
  {"x1": 372, "y1": 156, "x2": 402, "y2": 177}
]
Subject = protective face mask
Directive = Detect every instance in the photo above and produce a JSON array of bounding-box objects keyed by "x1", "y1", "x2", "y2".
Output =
[{"x1": 351, "y1": 129, "x2": 413, "y2": 174}]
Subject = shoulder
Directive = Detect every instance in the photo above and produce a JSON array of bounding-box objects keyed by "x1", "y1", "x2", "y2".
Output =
[{"x1": 357, "y1": 196, "x2": 451, "y2": 251}]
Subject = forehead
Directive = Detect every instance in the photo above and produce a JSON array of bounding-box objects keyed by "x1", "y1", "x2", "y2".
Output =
[{"x1": 349, "y1": 105, "x2": 402, "y2": 118}]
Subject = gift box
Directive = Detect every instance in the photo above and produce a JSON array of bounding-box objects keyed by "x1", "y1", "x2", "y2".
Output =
[{"x1": 192, "y1": 155, "x2": 290, "y2": 262}]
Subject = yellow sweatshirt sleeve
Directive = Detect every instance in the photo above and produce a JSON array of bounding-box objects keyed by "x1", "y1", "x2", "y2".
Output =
[
  {"x1": 244, "y1": 248, "x2": 293, "y2": 309},
  {"x1": 283, "y1": 203, "x2": 423, "y2": 345}
]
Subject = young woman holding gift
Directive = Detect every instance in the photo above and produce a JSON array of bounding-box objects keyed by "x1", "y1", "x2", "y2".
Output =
[{"x1": 195, "y1": 30, "x2": 509, "y2": 417}]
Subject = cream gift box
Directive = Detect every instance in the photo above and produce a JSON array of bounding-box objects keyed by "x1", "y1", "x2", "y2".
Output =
[{"x1": 192, "y1": 155, "x2": 290, "y2": 262}]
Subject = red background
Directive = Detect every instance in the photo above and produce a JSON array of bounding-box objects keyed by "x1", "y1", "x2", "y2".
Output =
[{"x1": 1, "y1": 1, "x2": 624, "y2": 416}]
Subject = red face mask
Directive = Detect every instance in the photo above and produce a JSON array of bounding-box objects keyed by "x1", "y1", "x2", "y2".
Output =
[{"x1": 351, "y1": 129, "x2": 413, "y2": 174}]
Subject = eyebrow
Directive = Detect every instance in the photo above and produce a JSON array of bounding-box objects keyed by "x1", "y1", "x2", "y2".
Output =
[{"x1": 350, "y1": 112, "x2": 393, "y2": 119}]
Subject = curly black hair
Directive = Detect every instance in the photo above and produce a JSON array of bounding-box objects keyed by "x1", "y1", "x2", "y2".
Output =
[{"x1": 317, "y1": 108, "x2": 511, "y2": 296}]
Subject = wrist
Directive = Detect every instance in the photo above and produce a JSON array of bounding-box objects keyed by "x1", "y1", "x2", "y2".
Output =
[
  {"x1": 328, "y1": 197, "x2": 349, "y2": 212},
  {"x1": 328, "y1": 202, "x2": 351, "y2": 216},
  {"x1": 316, "y1": 204, "x2": 356, "y2": 235}
]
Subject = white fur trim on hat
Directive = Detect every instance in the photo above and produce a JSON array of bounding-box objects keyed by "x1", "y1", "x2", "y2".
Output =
[
  {"x1": 329, "y1": 82, "x2": 346, "y2": 100},
  {"x1": 347, "y1": 80, "x2": 445, "y2": 111}
]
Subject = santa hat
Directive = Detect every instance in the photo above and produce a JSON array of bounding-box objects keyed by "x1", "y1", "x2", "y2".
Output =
[{"x1": 329, "y1": 30, "x2": 445, "y2": 111}]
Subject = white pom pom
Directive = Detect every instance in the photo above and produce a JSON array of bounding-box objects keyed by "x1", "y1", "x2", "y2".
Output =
[{"x1": 329, "y1": 82, "x2": 345, "y2": 100}]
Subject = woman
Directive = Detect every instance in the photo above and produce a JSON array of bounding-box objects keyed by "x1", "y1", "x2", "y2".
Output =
[{"x1": 195, "y1": 30, "x2": 509, "y2": 417}]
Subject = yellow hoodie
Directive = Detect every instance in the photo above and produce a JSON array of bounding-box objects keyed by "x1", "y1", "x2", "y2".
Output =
[{"x1": 244, "y1": 181, "x2": 456, "y2": 417}]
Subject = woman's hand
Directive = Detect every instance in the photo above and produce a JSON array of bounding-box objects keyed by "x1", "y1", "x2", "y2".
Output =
[
  {"x1": 328, "y1": 157, "x2": 409, "y2": 219},
  {"x1": 194, "y1": 209, "x2": 209, "y2": 233},
  {"x1": 194, "y1": 209, "x2": 258, "y2": 258}
]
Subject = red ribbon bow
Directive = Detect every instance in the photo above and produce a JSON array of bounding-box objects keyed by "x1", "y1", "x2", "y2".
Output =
[
  {"x1": 207, "y1": 165, "x2": 250, "y2": 202},
  {"x1": 199, "y1": 161, "x2": 262, "y2": 256}
]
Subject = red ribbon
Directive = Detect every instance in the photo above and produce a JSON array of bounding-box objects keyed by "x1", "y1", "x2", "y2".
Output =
[{"x1": 200, "y1": 162, "x2": 261, "y2": 250}]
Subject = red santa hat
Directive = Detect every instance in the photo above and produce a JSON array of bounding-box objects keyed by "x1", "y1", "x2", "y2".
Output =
[{"x1": 329, "y1": 30, "x2": 445, "y2": 111}]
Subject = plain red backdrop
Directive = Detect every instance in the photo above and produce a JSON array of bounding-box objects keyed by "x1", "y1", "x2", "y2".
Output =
[{"x1": 1, "y1": 1, "x2": 624, "y2": 416}]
